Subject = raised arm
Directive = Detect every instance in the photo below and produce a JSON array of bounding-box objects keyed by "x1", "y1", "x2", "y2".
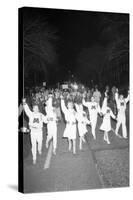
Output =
[
  {"x1": 23, "y1": 99, "x2": 32, "y2": 118},
  {"x1": 101, "y1": 97, "x2": 107, "y2": 114},
  {"x1": 125, "y1": 91, "x2": 129, "y2": 103},
  {"x1": 18, "y1": 103, "x2": 23, "y2": 117},
  {"x1": 115, "y1": 89, "x2": 119, "y2": 106},
  {"x1": 60, "y1": 97, "x2": 68, "y2": 114},
  {"x1": 97, "y1": 104, "x2": 101, "y2": 114},
  {"x1": 74, "y1": 103, "x2": 80, "y2": 112},
  {"x1": 82, "y1": 98, "x2": 89, "y2": 108}
]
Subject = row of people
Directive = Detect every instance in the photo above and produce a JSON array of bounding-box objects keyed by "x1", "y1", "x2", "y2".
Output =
[{"x1": 21, "y1": 88, "x2": 129, "y2": 165}]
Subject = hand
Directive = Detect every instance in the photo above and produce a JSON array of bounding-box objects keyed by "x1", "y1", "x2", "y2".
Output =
[
  {"x1": 22, "y1": 98, "x2": 26, "y2": 104},
  {"x1": 116, "y1": 88, "x2": 118, "y2": 93}
]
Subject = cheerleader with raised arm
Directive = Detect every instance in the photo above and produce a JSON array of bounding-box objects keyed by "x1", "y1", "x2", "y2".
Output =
[
  {"x1": 22, "y1": 98, "x2": 47, "y2": 165},
  {"x1": 60, "y1": 95, "x2": 77, "y2": 154},
  {"x1": 100, "y1": 94, "x2": 117, "y2": 144},
  {"x1": 45, "y1": 95, "x2": 58, "y2": 155},
  {"x1": 82, "y1": 95, "x2": 101, "y2": 139},
  {"x1": 75, "y1": 103, "x2": 90, "y2": 150},
  {"x1": 115, "y1": 88, "x2": 129, "y2": 138}
]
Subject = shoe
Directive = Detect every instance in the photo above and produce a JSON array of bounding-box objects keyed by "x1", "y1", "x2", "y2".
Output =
[
  {"x1": 123, "y1": 136, "x2": 128, "y2": 139},
  {"x1": 38, "y1": 151, "x2": 42, "y2": 155},
  {"x1": 79, "y1": 146, "x2": 82, "y2": 150},
  {"x1": 68, "y1": 146, "x2": 71, "y2": 151},
  {"x1": 53, "y1": 149, "x2": 56, "y2": 155},
  {"x1": 117, "y1": 134, "x2": 122, "y2": 138},
  {"x1": 33, "y1": 160, "x2": 36, "y2": 165},
  {"x1": 107, "y1": 141, "x2": 110, "y2": 144}
]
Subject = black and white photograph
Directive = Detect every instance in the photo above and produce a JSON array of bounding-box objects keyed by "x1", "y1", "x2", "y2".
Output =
[{"x1": 18, "y1": 6, "x2": 129, "y2": 193}]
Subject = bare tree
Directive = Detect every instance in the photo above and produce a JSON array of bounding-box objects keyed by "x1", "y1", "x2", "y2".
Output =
[{"x1": 23, "y1": 15, "x2": 58, "y2": 85}]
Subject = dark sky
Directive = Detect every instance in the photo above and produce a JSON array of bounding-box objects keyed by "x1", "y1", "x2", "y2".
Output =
[
  {"x1": 23, "y1": 7, "x2": 129, "y2": 87},
  {"x1": 23, "y1": 7, "x2": 100, "y2": 71}
]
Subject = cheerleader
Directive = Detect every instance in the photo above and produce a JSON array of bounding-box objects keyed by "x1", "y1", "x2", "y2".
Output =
[
  {"x1": 115, "y1": 89, "x2": 129, "y2": 138},
  {"x1": 75, "y1": 103, "x2": 90, "y2": 150},
  {"x1": 22, "y1": 99, "x2": 47, "y2": 165},
  {"x1": 82, "y1": 96, "x2": 101, "y2": 139},
  {"x1": 45, "y1": 95, "x2": 58, "y2": 155},
  {"x1": 61, "y1": 96, "x2": 77, "y2": 154},
  {"x1": 100, "y1": 96, "x2": 116, "y2": 144}
]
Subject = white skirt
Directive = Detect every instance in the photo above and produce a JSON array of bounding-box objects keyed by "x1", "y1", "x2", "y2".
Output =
[
  {"x1": 47, "y1": 122, "x2": 57, "y2": 139},
  {"x1": 63, "y1": 124, "x2": 77, "y2": 140},
  {"x1": 77, "y1": 123, "x2": 87, "y2": 137},
  {"x1": 100, "y1": 116, "x2": 111, "y2": 132}
]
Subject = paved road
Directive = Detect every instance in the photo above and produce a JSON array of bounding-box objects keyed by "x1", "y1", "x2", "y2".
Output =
[{"x1": 23, "y1": 111, "x2": 129, "y2": 193}]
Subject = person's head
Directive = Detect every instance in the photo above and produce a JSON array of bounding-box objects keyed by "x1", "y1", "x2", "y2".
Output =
[
  {"x1": 33, "y1": 105, "x2": 39, "y2": 113},
  {"x1": 67, "y1": 101, "x2": 73, "y2": 109},
  {"x1": 95, "y1": 85, "x2": 98, "y2": 91},
  {"x1": 91, "y1": 96, "x2": 95, "y2": 102},
  {"x1": 106, "y1": 85, "x2": 109, "y2": 91}
]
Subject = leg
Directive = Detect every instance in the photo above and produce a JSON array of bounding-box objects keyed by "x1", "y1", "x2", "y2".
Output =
[
  {"x1": 37, "y1": 132, "x2": 43, "y2": 155},
  {"x1": 82, "y1": 135, "x2": 86, "y2": 143},
  {"x1": 68, "y1": 139, "x2": 72, "y2": 151},
  {"x1": 103, "y1": 131, "x2": 107, "y2": 141},
  {"x1": 79, "y1": 137, "x2": 82, "y2": 150},
  {"x1": 46, "y1": 135, "x2": 52, "y2": 149},
  {"x1": 52, "y1": 128, "x2": 57, "y2": 155},
  {"x1": 46, "y1": 124, "x2": 53, "y2": 148},
  {"x1": 105, "y1": 131, "x2": 110, "y2": 144},
  {"x1": 122, "y1": 116, "x2": 127, "y2": 138},
  {"x1": 30, "y1": 132, "x2": 37, "y2": 164},
  {"x1": 91, "y1": 120, "x2": 97, "y2": 139},
  {"x1": 72, "y1": 139, "x2": 76, "y2": 154},
  {"x1": 115, "y1": 120, "x2": 121, "y2": 137}
]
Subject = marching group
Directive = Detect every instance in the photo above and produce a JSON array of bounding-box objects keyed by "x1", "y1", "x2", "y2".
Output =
[{"x1": 19, "y1": 84, "x2": 129, "y2": 165}]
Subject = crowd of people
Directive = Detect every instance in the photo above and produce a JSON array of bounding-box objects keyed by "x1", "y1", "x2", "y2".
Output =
[{"x1": 19, "y1": 82, "x2": 129, "y2": 165}]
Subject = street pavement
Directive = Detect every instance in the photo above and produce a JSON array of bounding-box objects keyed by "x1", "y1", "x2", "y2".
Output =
[{"x1": 23, "y1": 111, "x2": 129, "y2": 193}]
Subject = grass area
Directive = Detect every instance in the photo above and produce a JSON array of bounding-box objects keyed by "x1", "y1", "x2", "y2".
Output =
[{"x1": 95, "y1": 148, "x2": 129, "y2": 188}]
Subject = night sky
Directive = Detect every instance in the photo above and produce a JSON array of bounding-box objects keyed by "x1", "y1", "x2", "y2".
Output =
[{"x1": 22, "y1": 7, "x2": 129, "y2": 87}]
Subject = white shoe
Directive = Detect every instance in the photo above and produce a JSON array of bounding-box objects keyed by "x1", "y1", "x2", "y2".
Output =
[
  {"x1": 116, "y1": 134, "x2": 122, "y2": 138},
  {"x1": 107, "y1": 141, "x2": 110, "y2": 144},
  {"x1": 79, "y1": 146, "x2": 82, "y2": 150},
  {"x1": 68, "y1": 147, "x2": 71, "y2": 151},
  {"x1": 123, "y1": 136, "x2": 128, "y2": 139},
  {"x1": 33, "y1": 160, "x2": 36, "y2": 165},
  {"x1": 53, "y1": 149, "x2": 56, "y2": 155},
  {"x1": 93, "y1": 136, "x2": 96, "y2": 140}
]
